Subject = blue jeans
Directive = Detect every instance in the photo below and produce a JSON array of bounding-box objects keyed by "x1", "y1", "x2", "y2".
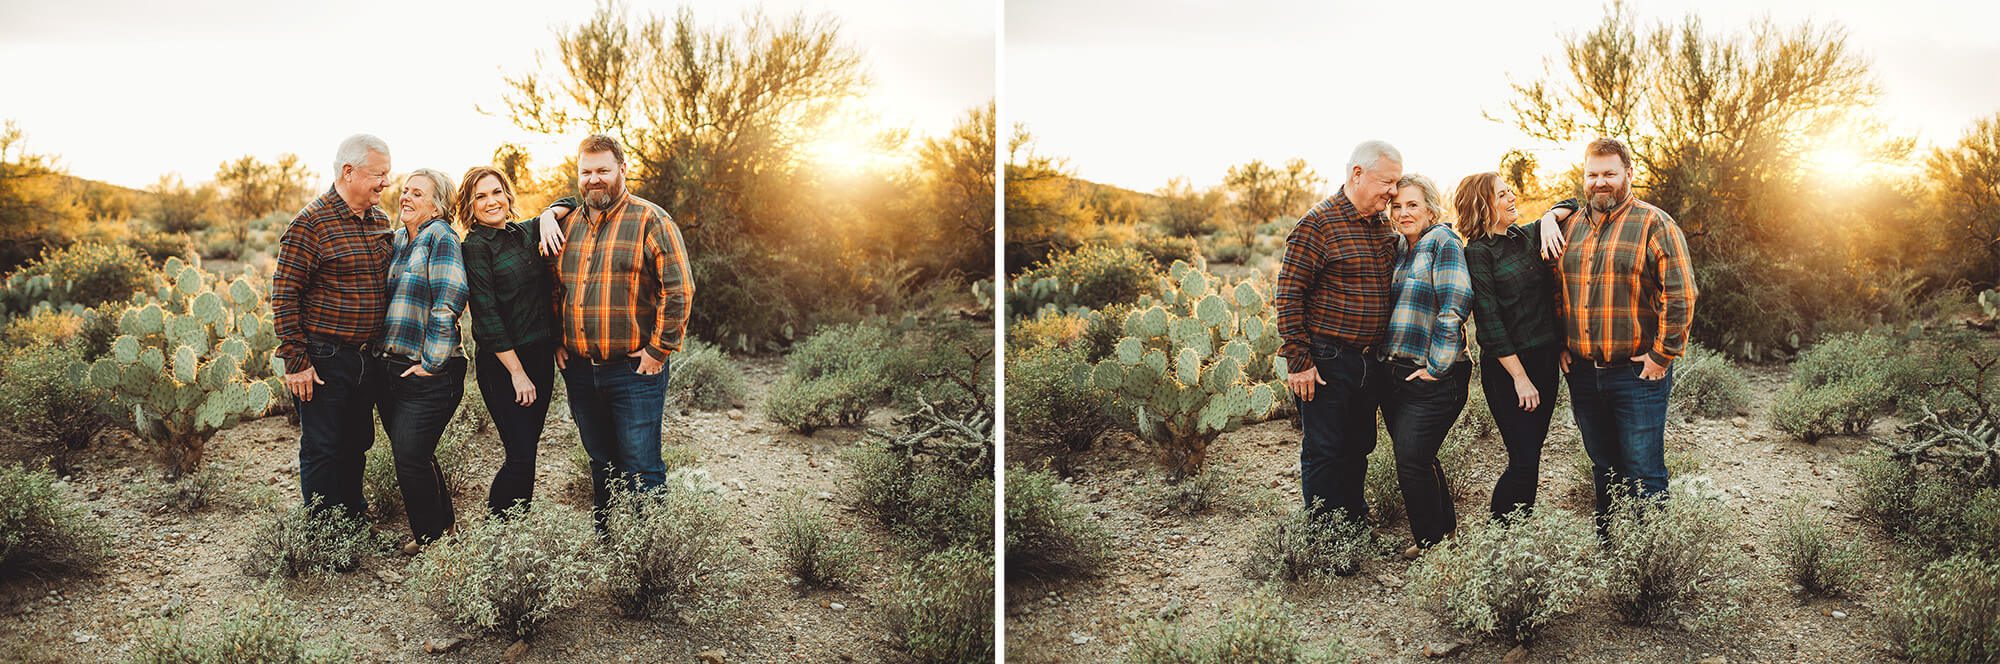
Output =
[
  {"x1": 1296, "y1": 336, "x2": 1388, "y2": 525},
  {"x1": 1566, "y1": 360, "x2": 1673, "y2": 521},
  {"x1": 1383, "y1": 358, "x2": 1469, "y2": 548},
  {"x1": 374, "y1": 354, "x2": 465, "y2": 543},
  {"x1": 296, "y1": 340, "x2": 375, "y2": 520},
  {"x1": 561, "y1": 356, "x2": 669, "y2": 525}
]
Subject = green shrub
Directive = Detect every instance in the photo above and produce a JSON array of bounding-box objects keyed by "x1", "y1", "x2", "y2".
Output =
[
  {"x1": 1364, "y1": 433, "x2": 1406, "y2": 526},
  {"x1": 601, "y1": 483, "x2": 746, "y2": 619},
  {"x1": 1854, "y1": 445, "x2": 2000, "y2": 561},
  {"x1": 668, "y1": 338, "x2": 749, "y2": 411},
  {"x1": 1129, "y1": 586, "x2": 1357, "y2": 664},
  {"x1": 851, "y1": 444, "x2": 994, "y2": 551},
  {"x1": 0, "y1": 242, "x2": 154, "y2": 315},
  {"x1": 240, "y1": 497, "x2": 378, "y2": 580},
  {"x1": 160, "y1": 465, "x2": 224, "y2": 514},
  {"x1": 1133, "y1": 234, "x2": 1202, "y2": 267},
  {"x1": 769, "y1": 498, "x2": 863, "y2": 590},
  {"x1": 1880, "y1": 326, "x2": 1992, "y2": 417},
  {"x1": 0, "y1": 463, "x2": 109, "y2": 577},
  {"x1": 407, "y1": 503, "x2": 599, "y2": 638},
  {"x1": 1769, "y1": 332, "x2": 1896, "y2": 441},
  {"x1": 1154, "y1": 467, "x2": 1230, "y2": 516},
  {"x1": 1885, "y1": 554, "x2": 2000, "y2": 663},
  {"x1": 128, "y1": 231, "x2": 195, "y2": 265},
  {"x1": 1409, "y1": 506, "x2": 1601, "y2": 644},
  {"x1": 1204, "y1": 234, "x2": 1253, "y2": 265},
  {"x1": 1005, "y1": 345, "x2": 1112, "y2": 469},
  {"x1": 1242, "y1": 501, "x2": 1383, "y2": 586},
  {"x1": 1601, "y1": 488, "x2": 1751, "y2": 630},
  {"x1": 1, "y1": 309, "x2": 82, "y2": 349},
  {"x1": 0, "y1": 341, "x2": 110, "y2": 474},
  {"x1": 766, "y1": 321, "x2": 899, "y2": 433},
  {"x1": 128, "y1": 585, "x2": 347, "y2": 664},
  {"x1": 886, "y1": 544, "x2": 993, "y2": 664},
  {"x1": 1007, "y1": 309, "x2": 1087, "y2": 353},
  {"x1": 1005, "y1": 244, "x2": 1159, "y2": 318},
  {"x1": 1005, "y1": 466, "x2": 1108, "y2": 580},
  {"x1": 1773, "y1": 500, "x2": 1866, "y2": 597},
  {"x1": 1079, "y1": 302, "x2": 1135, "y2": 363},
  {"x1": 1671, "y1": 344, "x2": 1751, "y2": 418}
]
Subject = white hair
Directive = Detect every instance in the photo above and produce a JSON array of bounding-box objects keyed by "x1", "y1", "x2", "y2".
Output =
[
  {"x1": 333, "y1": 134, "x2": 389, "y2": 177},
  {"x1": 1347, "y1": 140, "x2": 1403, "y2": 172}
]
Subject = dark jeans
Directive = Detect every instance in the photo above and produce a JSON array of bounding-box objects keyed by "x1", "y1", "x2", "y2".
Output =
[
  {"x1": 476, "y1": 341, "x2": 556, "y2": 516},
  {"x1": 296, "y1": 340, "x2": 375, "y2": 520},
  {"x1": 374, "y1": 355, "x2": 465, "y2": 543},
  {"x1": 562, "y1": 356, "x2": 669, "y2": 526},
  {"x1": 1297, "y1": 336, "x2": 1388, "y2": 525},
  {"x1": 1382, "y1": 358, "x2": 1470, "y2": 548},
  {"x1": 1483, "y1": 344, "x2": 1563, "y2": 519},
  {"x1": 1567, "y1": 359, "x2": 1674, "y2": 521}
]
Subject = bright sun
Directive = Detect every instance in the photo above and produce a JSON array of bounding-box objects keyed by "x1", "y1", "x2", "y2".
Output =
[
  {"x1": 804, "y1": 130, "x2": 897, "y2": 177},
  {"x1": 1806, "y1": 145, "x2": 1869, "y2": 182}
]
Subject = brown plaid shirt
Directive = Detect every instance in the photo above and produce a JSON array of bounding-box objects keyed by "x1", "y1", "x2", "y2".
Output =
[
  {"x1": 1554, "y1": 195, "x2": 1698, "y2": 365},
  {"x1": 1274, "y1": 189, "x2": 1400, "y2": 369},
  {"x1": 552, "y1": 192, "x2": 694, "y2": 362},
  {"x1": 272, "y1": 186, "x2": 393, "y2": 374}
]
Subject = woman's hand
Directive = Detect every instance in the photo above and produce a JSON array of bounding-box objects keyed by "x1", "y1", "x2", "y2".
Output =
[
  {"x1": 1405, "y1": 368, "x2": 1438, "y2": 382},
  {"x1": 509, "y1": 371, "x2": 537, "y2": 406},
  {"x1": 538, "y1": 206, "x2": 572, "y2": 256},
  {"x1": 1539, "y1": 208, "x2": 1572, "y2": 260},
  {"x1": 399, "y1": 364, "x2": 433, "y2": 378},
  {"x1": 1513, "y1": 374, "x2": 1541, "y2": 411}
]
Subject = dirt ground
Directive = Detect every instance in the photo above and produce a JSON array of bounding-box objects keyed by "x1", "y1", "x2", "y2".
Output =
[
  {"x1": 1, "y1": 356, "x2": 931, "y2": 663},
  {"x1": 1006, "y1": 363, "x2": 1917, "y2": 663}
]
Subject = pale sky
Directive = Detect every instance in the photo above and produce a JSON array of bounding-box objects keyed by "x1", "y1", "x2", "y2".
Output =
[
  {"x1": 0, "y1": 0, "x2": 994, "y2": 190},
  {"x1": 1007, "y1": 0, "x2": 2000, "y2": 193}
]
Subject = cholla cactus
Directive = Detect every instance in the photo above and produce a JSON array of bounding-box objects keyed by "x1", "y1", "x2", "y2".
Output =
[
  {"x1": 1087, "y1": 260, "x2": 1283, "y2": 477},
  {"x1": 84, "y1": 257, "x2": 275, "y2": 478}
]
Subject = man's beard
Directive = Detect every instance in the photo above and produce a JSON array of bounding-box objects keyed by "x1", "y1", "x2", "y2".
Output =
[
  {"x1": 1588, "y1": 184, "x2": 1628, "y2": 212},
  {"x1": 583, "y1": 183, "x2": 623, "y2": 210}
]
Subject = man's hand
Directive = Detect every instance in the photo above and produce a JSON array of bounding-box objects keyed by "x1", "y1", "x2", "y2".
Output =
[
  {"x1": 1540, "y1": 208, "x2": 1573, "y2": 260},
  {"x1": 1513, "y1": 374, "x2": 1541, "y2": 411},
  {"x1": 537, "y1": 206, "x2": 571, "y2": 256},
  {"x1": 630, "y1": 349, "x2": 665, "y2": 376},
  {"x1": 399, "y1": 364, "x2": 432, "y2": 378},
  {"x1": 285, "y1": 366, "x2": 324, "y2": 402},
  {"x1": 1286, "y1": 365, "x2": 1327, "y2": 401},
  {"x1": 555, "y1": 346, "x2": 568, "y2": 370},
  {"x1": 1632, "y1": 354, "x2": 1668, "y2": 381},
  {"x1": 1405, "y1": 368, "x2": 1438, "y2": 382},
  {"x1": 1559, "y1": 351, "x2": 1572, "y2": 375},
  {"x1": 509, "y1": 371, "x2": 537, "y2": 407}
]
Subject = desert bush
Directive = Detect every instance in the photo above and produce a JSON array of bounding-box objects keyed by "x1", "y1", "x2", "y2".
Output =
[
  {"x1": 766, "y1": 321, "x2": 899, "y2": 433},
  {"x1": 128, "y1": 585, "x2": 347, "y2": 664},
  {"x1": 0, "y1": 242, "x2": 153, "y2": 315},
  {"x1": 240, "y1": 497, "x2": 378, "y2": 579},
  {"x1": 600, "y1": 482, "x2": 746, "y2": 619},
  {"x1": 1855, "y1": 451, "x2": 2000, "y2": 561},
  {"x1": 1773, "y1": 500, "x2": 1867, "y2": 597},
  {"x1": 1364, "y1": 434, "x2": 1406, "y2": 526},
  {"x1": 886, "y1": 544, "x2": 993, "y2": 664},
  {"x1": 1007, "y1": 309, "x2": 1087, "y2": 353},
  {"x1": 0, "y1": 463, "x2": 109, "y2": 577},
  {"x1": 1, "y1": 309, "x2": 82, "y2": 349},
  {"x1": 1409, "y1": 506, "x2": 1601, "y2": 644},
  {"x1": 770, "y1": 498, "x2": 863, "y2": 590},
  {"x1": 886, "y1": 317, "x2": 993, "y2": 412},
  {"x1": 361, "y1": 429, "x2": 404, "y2": 520},
  {"x1": 1004, "y1": 244, "x2": 1159, "y2": 318},
  {"x1": 128, "y1": 230, "x2": 195, "y2": 265},
  {"x1": 1132, "y1": 233, "x2": 1202, "y2": 267},
  {"x1": 1005, "y1": 344, "x2": 1112, "y2": 470},
  {"x1": 1884, "y1": 553, "x2": 2000, "y2": 663},
  {"x1": 1078, "y1": 302, "x2": 1134, "y2": 363},
  {"x1": 1004, "y1": 466, "x2": 1108, "y2": 580},
  {"x1": 668, "y1": 338, "x2": 749, "y2": 411},
  {"x1": 0, "y1": 341, "x2": 110, "y2": 474},
  {"x1": 1129, "y1": 586, "x2": 1357, "y2": 664},
  {"x1": 1769, "y1": 331, "x2": 1896, "y2": 441},
  {"x1": 1204, "y1": 233, "x2": 1253, "y2": 265},
  {"x1": 160, "y1": 465, "x2": 225, "y2": 514},
  {"x1": 1155, "y1": 467, "x2": 1230, "y2": 516},
  {"x1": 1671, "y1": 344, "x2": 1751, "y2": 418},
  {"x1": 1600, "y1": 488, "x2": 1751, "y2": 630},
  {"x1": 1242, "y1": 501, "x2": 1383, "y2": 586},
  {"x1": 363, "y1": 411, "x2": 479, "y2": 520},
  {"x1": 852, "y1": 444, "x2": 993, "y2": 551},
  {"x1": 408, "y1": 502, "x2": 598, "y2": 638}
]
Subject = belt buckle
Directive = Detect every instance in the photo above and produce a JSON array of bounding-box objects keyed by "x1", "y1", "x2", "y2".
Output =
[{"x1": 1592, "y1": 359, "x2": 1619, "y2": 369}]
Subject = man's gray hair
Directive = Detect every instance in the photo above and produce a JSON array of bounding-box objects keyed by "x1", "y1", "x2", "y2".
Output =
[
  {"x1": 333, "y1": 134, "x2": 390, "y2": 177},
  {"x1": 1347, "y1": 140, "x2": 1403, "y2": 172}
]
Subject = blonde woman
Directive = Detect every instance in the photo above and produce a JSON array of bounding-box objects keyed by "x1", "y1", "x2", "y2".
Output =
[
  {"x1": 1379, "y1": 173, "x2": 1472, "y2": 555},
  {"x1": 376, "y1": 168, "x2": 468, "y2": 551}
]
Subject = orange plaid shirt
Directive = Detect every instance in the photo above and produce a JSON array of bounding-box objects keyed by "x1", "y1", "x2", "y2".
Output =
[
  {"x1": 552, "y1": 192, "x2": 694, "y2": 362},
  {"x1": 1553, "y1": 195, "x2": 1697, "y2": 365}
]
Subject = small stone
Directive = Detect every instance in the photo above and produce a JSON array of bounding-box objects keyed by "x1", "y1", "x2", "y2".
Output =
[
  {"x1": 1423, "y1": 642, "x2": 1465, "y2": 658},
  {"x1": 1731, "y1": 417, "x2": 1748, "y2": 428},
  {"x1": 1831, "y1": 610, "x2": 1848, "y2": 619},
  {"x1": 830, "y1": 602, "x2": 846, "y2": 610},
  {"x1": 1069, "y1": 631, "x2": 1094, "y2": 645},
  {"x1": 696, "y1": 649, "x2": 727, "y2": 664},
  {"x1": 815, "y1": 491, "x2": 834, "y2": 501},
  {"x1": 72, "y1": 631, "x2": 95, "y2": 644},
  {"x1": 1501, "y1": 645, "x2": 1530, "y2": 663},
  {"x1": 423, "y1": 636, "x2": 468, "y2": 654},
  {"x1": 501, "y1": 640, "x2": 529, "y2": 662},
  {"x1": 727, "y1": 409, "x2": 745, "y2": 421},
  {"x1": 1696, "y1": 657, "x2": 1728, "y2": 664},
  {"x1": 1156, "y1": 599, "x2": 1185, "y2": 620},
  {"x1": 1740, "y1": 542, "x2": 1756, "y2": 553}
]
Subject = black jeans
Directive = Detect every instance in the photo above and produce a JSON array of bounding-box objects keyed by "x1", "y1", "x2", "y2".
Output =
[
  {"x1": 374, "y1": 354, "x2": 466, "y2": 543},
  {"x1": 475, "y1": 341, "x2": 556, "y2": 515},
  {"x1": 1297, "y1": 336, "x2": 1388, "y2": 525},
  {"x1": 1382, "y1": 357, "x2": 1470, "y2": 547},
  {"x1": 296, "y1": 340, "x2": 375, "y2": 520},
  {"x1": 1482, "y1": 344, "x2": 1563, "y2": 519}
]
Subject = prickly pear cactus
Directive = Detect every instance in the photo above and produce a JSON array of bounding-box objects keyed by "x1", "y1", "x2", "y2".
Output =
[
  {"x1": 85, "y1": 257, "x2": 276, "y2": 478},
  {"x1": 1087, "y1": 259, "x2": 1284, "y2": 477}
]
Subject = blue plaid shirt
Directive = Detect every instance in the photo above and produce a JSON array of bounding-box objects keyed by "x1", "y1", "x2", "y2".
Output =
[
  {"x1": 381, "y1": 218, "x2": 469, "y2": 372},
  {"x1": 1383, "y1": 223, "x2": 1473, "y2": 376}
]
